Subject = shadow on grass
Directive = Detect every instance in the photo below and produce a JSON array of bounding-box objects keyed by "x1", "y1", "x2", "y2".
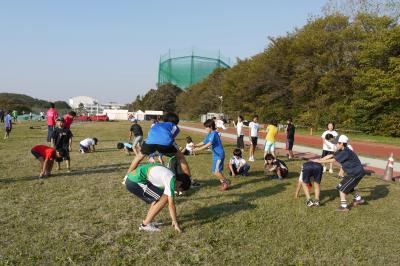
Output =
[
  {"x1": 181, "y1": 183, "x2": 289, "y2": 225},
  {"x1": 320, "y1": 184, "x2": 390, "y2": 204},
  {"x1": 0, "y1": 176, "x2": 39, "y2": 184}
]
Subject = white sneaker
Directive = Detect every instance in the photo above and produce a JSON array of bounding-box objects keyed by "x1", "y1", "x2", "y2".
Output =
[
  {"x1": 150, "y1": 221, "x2": 164, "y2": 227},
  {"x1": 329, "y1": 168, "x2": 334, "y2": 174},
  {"x1": 122, "y1": 175, "x2": 127, "y2": 185},
  {"x1": 323, "y1": 166, "x2": 327, "y2": 173},
  {"x1": 248, "y1": 157, "x2": 254, "y2": 162},
  {"x1": 139, "y1": 223, "x2": 161, "y2": 232}
]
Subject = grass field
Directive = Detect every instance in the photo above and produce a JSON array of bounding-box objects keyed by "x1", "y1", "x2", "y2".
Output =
[{"x1": 1, "y1": 121, "x2": 399, "y2": 265}]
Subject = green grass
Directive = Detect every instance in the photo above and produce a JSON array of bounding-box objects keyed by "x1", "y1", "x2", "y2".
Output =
[{"x1": 1, "y1": 121, "x2": 400, "y2": 265}]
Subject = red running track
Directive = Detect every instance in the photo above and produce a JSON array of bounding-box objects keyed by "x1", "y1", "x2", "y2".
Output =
[{"x1": 181, "y1": 122, "x2": 400, "y2": 161}]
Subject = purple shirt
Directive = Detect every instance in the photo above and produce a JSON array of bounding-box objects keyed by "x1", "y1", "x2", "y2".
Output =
[{"x1": 5, "y1": 114, "x2": 12, "y2": 128}]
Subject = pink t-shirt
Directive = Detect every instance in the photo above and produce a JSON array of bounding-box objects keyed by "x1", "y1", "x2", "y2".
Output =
[
  {"x1": 63, "y1": 114, "x2": 73, "y2": 129},
  {"x1": 47, "y1": 108, "x2": 58, "y2": 126}
]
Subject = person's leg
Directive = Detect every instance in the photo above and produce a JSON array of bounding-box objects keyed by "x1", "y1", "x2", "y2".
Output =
[
  {"x1": 276, "y1": 168, "x2": 282, "y2": 179},
  {"x1": 127, "y1": 152, "x2": 145, "y2": 174},
  {"x1": 241, "y1": 164, "x2": 250, "y2": 176},
  {"x1": 175, "y1": 150, "x2": 191, "y2": 177},
  {"x1": 314, "y1": 183, "x2": 320, "y2": 203},
  {"x1": 46, "y1": 160, "x2": 54, "y2": 176},
  {"x1": 143, "y1": 195, "x2": 169, "y2": 225},
  {"x1": 295, "y1": 179, "x2": 302, "y2": 198},
  {"x1": 301, "y1": 182, "x2": 311, "y2": 201},
  {"x1": 66, "y1": 160, "x2": 70, "y2": 171},
  {"x1": 271, "y1": 143, "x2": 276, "y2": 158},
  {"x1": 57, "y1": 161, "x2": 61, "y2": 170}
]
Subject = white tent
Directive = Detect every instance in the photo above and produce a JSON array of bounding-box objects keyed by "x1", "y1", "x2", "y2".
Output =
[{"x1": 135, "y1": 110, "x2": 145, "y2": 121}]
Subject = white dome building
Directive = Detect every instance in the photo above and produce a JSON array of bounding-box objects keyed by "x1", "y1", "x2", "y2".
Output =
[{"x1": 69, "y1": 96, "x2": 98, "y2": 109}]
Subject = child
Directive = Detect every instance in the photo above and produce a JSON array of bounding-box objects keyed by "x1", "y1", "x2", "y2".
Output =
[
  {"x1": 79, "y1": 137, "x2": 98, "y2": 153},
  {"x1": 52, "y1": 117, "x2": 73, "y2": 172},
  {"x1": 264, "y1": 154, "x2": 288, "y2": 179},
  {"x1": 128, "y1": 119, "x2": 144, "y2": 156},
  {"x1": 193, "y1": 119, "x2": 230, "y2": 191},
  {"x1": 31, "y1": 145, "x2": 64, "y2": 178},
  {"x1": 286, "y1": 118, "x2": 295, "y2": 160},
  {"x1": 233, "y1": 115, "x2": 245, "y2": 152},
  {"x1": 264, "y1": 118, "x2": 278, "y2": 158},
  {"x1": 228, "y1": 148, "x2": 250, "y2": 177},
  {"x1": 296, "y1": 161, "x2": 324, "y2": 207},
  {"x1": 126, "y1": 112, "x2": 191, "y2": 179},
  {"x1": 125, "y1": 163, "x2": 182, "y2": 233},
  {"x1": 313, "y1": 135, "x2": 366, "y2": 211},
  {"x1": 321, "y1": 122, "x2": 338, "y2": 173},
  {"x1": 4, "y1": 111, "x2": 12, "y2": 139},
  {"x1": 248, "y1": 115, "x2": 260, "y2": 162},
  {"x1": 324, "y1": 134, "x2": 354, "y2": 179},
  {"x1": 181, "y1": 136, "x2": 195, "y2": 156},
  {"x1": 63, "y1": 111, "x2": 77, "y2": 129},
  {"x1": 117, "y1": 142, "x2": 134, "y2": 155}
]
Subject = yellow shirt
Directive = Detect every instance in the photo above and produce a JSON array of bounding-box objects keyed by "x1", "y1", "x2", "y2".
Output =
[{"x1": 266, "y1": 125, "x2": 278, "y2": 142}]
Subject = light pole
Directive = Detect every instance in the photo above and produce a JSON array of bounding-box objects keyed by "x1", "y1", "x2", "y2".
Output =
[{"x1": 218, "y1": 95, "x2": 223, "y2": 114}]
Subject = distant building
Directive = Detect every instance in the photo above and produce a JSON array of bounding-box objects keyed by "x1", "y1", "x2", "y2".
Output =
[{"x1": 69, "y1": 96, "x2": 124, "y2": 115}]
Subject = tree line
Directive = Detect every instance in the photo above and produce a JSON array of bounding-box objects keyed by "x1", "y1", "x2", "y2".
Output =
[{"x1": 131, "y1": 4, "x2": 400, "y2": 136}]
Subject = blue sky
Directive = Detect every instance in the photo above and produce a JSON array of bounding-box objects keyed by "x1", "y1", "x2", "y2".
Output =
[{"x1": 0, "y1": 0, "x2": 327, "y2": 104}]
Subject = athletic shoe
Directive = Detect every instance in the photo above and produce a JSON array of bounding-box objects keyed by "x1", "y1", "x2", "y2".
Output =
[
  {"x1": 313, "y1": 200, "x2": 320, "y2": 207},
  {"x1": 323, "y1": 166, "x2": 327, "y2": 173},
  {"x1": 329, "y1": 168, "x2": 334, "y2": 174},
  {"x1": 219, "y1": 182, "x2": 229, "y2": 191},
  {"x1": 336, "y1": 206, "x2": 350, "y2": 212},
  {"x1": 351, "y1": 199, "x2": 366, "y2": 207},
  {"x1": 139, "y1": 223, "x2": 161, "y2": 232},
  {"x1": 306, "y1": 199, "x2": 314, "y2": 207},
  {"x1": 248, "y1": 156, "x2": 255, "y2": 162},
  {"x1": 79, "y1": 149, "x2": 84, "y2": 154},
  {"x1": 121, "y1": 175, "x2": 127, "y2": 185},
  {"x1": 149, "y1": 221, "x2": 163, "y2": 227}
]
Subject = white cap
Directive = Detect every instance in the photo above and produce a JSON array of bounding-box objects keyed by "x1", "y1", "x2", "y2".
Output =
[{"x1": 338, "y1": 135, "x2": 348, "y2": 143}]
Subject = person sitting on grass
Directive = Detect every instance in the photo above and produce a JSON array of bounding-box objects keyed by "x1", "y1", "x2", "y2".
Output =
[
  {"x1": 313, "y1": 135, "x2": 366, "y2": 212},
  {"x1": 31, "y1": 145, "x2": 65, "y2": 178},
  {"x1": 125, "y1": 163, "x2": 188, "y2": 233},
  {"x1": 117, "y1": 142, "x2": 134, "y2": 155},
  {"x1": 79, "y1": 137, "x2": 98, "y2": 153},
  {"x1": 181, "y1": 136, "x2": 196, "y2": 156},
  {"x1": 193, "y1": 119, "x2": 230, "y2": 191},
  {"x1": 126, "y1": 112, "x2": 191, "y2": 179},
  {"x1": 295, "y1": 161, "x2": 324, "y2": 207},
  {"x1": 264, "y1": 154, "x2": 288, "y2": 179},
  {"x1": 228, "y1": 148, "x2": 250, "y2": 177}
]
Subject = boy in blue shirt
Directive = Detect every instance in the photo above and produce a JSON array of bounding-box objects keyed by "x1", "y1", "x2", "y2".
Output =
[
  {"x1": 126, "y1": 112, "x2": 191, "y2": 178},
  {"x1": 4, "y1": 111, "x2": 12, "y2": 139},
  {"x1": 193, "y1": 119, "x2": 230, "y2": 191}
]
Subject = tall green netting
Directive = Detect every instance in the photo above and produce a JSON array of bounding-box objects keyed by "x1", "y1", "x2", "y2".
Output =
[{"x1": 158, "y1": 48, "x2": 231, "y2": 90}]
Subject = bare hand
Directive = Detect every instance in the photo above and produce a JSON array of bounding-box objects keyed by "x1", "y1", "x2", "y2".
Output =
[{"x1": 172, "y1": 222, "x2": 182, "y2": 233}]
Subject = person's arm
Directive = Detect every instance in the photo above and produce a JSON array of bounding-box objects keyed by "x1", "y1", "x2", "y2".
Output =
[
  {"x1": 91, "y1": 145, "x2": 96, "y2": 152},
  {"x1": 313, "y1": 154, "x2": 335, "y2": 164},
  {"x1": 193, "y1": 141, "x2": 205, "y2": 148},
  {"x1": 168, "y1": 196, "x2": 181, "y2": 233},
  {"x1": 129, "y1": 130, "x2": 133, "y2": 141},
  {"x1": 228, "y1": 163, "x2": 236, "y2": 177},
  {"x1": 193, "y1": 142, "x2": 212, "y2": 152},
  {"x1": 69, "y1": 137, "x2": 73, "y2": 151},
  {"x1": 40, "y1": 159, "x2": 49, "y2": 177},
  {"x1": 269, "y1": 165, "x2": 277, "y2": 172}
]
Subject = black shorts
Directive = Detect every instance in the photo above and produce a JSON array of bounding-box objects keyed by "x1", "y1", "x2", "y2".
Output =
[
  {"x1": 301, "y1": 161, "x2": 323, "y2": 184},
  {"x1": 126, "y1": 147, "x2": 134, "y2": 152},
  {"x1": 126, "y1": 178, "x2": 163, "y2": 204},
  {"x1": 251, "y1": 137, "x2": 258, "y2": 146},
  {"x1": 31, "y1": 150, "x2": 42, "y2": 160},
  {"x1": 237, "y1": 135, "x2": 244, "y2": 149},
  {"x1": 337, "y1": 175, "x2": 364, "y2": 194},
  {"x1": 141, "y1": 142, "x2": 178, "y2": 156},
  {"x1": 321, "y1": 150, "x2": 334, "y2": 158},
  {"x1": 279, "y1": 167, "x2": 289, "y2": 178},
  {"x1": 287, "y1": 139, "x2": 294, "y2": 151},
  {"x1": 5, "y1": 127, "x2": 11, "y2": 133}
]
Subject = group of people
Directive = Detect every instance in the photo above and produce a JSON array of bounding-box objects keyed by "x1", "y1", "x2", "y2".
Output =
[
  {"x1": 23, "y1": 106, "x2": 368, "y2": 233},
  {"x1": 30, "y1": 103, "x2": 98, "y2": 178}
]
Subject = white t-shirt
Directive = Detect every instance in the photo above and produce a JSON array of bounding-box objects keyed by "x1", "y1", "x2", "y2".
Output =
[
  {"x1": 185, "y1": 142, "x2": 194, "y2": 152},
  {"x1": 216, "y1": 119, "x2": 226, "y2": 130},
  {"x1": 236, "y1": 121, "x2": 244, "y2": 136},
  {"x1": 229, "y1": 156, "x2": 247, "y2": 168},
  {"x1": 321, "y1": 130, "x2": 338, "y2": 151},
  {"x1": 249, "y1": 122, "x2": 260, "y2": 137},
  {"x1": 147, "y1": 165, "x2": 175, "y2": 197},
  {"x1": 80, "y1": 138, "x2": 95, "y2": 147}
]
